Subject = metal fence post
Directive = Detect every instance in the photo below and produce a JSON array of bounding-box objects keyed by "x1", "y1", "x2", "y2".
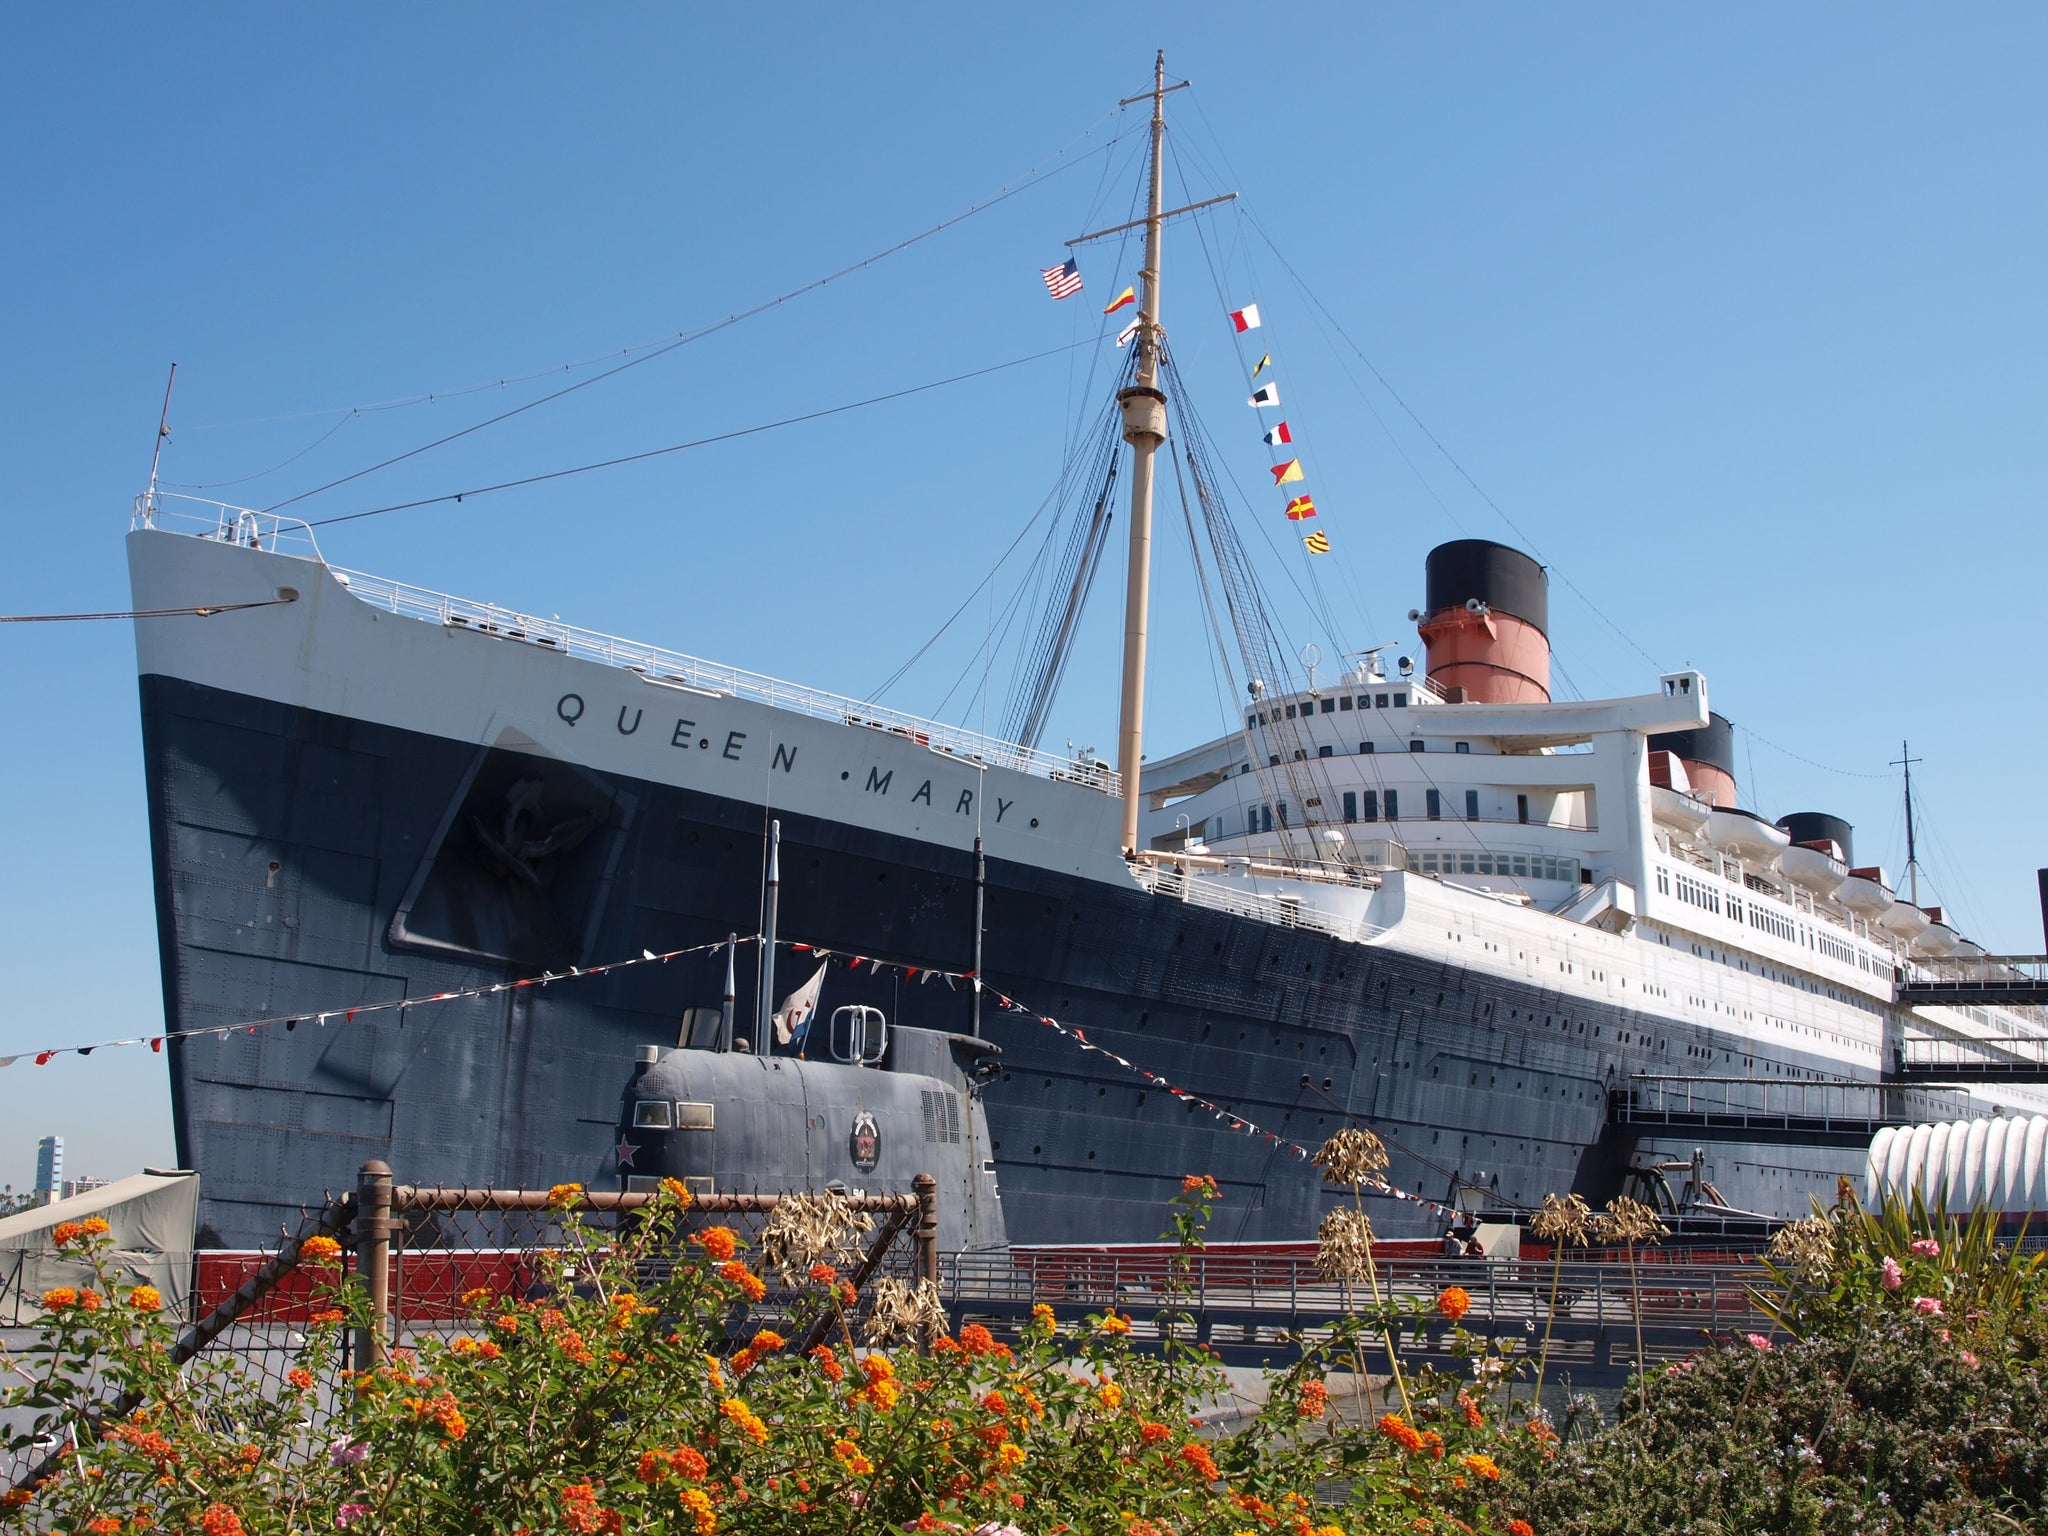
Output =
[
  {"x1": 913, "y1": 1173, "x2": 939, "y2": 1353},
  {"x1": 354, "y1": 1160, "x2": 393, "y2": 1374}
]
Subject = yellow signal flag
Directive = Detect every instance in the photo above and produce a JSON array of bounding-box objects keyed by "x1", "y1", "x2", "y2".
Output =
[
  {"x1": 1252, "y1": 352, "x2": 1271, "y2": 379},
  {"x1": 1103, "y1": 286, "x2": 1137, "y2": 315},
  {"x1": 1302, "y1": 530, "x2": 1331, "y2": 554},
  {"x1": 1284, "y1": 495, "x2": 1317, "y2": 520},
  {"x1": 1269, "y1": 458, "x2": 1305, "y2": 486}
]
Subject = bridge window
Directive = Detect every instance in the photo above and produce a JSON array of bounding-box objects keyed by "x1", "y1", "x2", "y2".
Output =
[
  {"x1": 1317, "y1": 744, "x2": 1333, "y2": 758},
  {"x1": 1394, "y1": 693, "x2": 1408, "y2": 707},
  {"x1": 1343, "y1": 792, "x2": 1357, "y2": 822},
  {"x1": 1384, "y1": 789, "x2": 1399, "y2": 821},
  {"x1": 1321, "y1": 698, "x2": 1336, "y2": 713},
  {"x1": 632, "y1": 1101, "x2": 673, "y2": 1130},
  {"x1": 1340, "y1": 696, "x2": 1353, "y2": 710},
  {"x1": 1358, "y1": 741, "x2": 1374, "y2": 754},
  {"x1": 1361, "y1": 791, "x2": 1378, "y2": 822}
]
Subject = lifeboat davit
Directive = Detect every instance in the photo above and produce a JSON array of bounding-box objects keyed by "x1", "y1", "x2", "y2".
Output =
[
  {"x1": 1707, "y1": 806, "x2": 1791, "y2": 865},
  {"x1": 1651, "y1": 785, "x2": 1711, "y2": 837},
  {"x1": 1780, "y1": 840, "x2": 1848, "y2": 896},
  {"x1": 1880, "y1": 900, "x2": 1932, "y2": 940},
  {"x1": 1838, "y1": 866, "x2": 1895, "y2": 917}
]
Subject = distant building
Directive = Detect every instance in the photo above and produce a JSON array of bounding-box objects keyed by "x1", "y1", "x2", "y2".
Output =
[
  {"x1": 61, "y1": 1176, "x2": 110, "y2": 1200},
  {"x1": 34, "y1": 1136, "x2": 63, "y2": 1206}
]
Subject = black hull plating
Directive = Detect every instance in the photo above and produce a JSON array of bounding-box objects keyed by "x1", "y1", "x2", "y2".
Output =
[{"x1": 140, "y1": 675, "x2": 1924, "y2": 1248}]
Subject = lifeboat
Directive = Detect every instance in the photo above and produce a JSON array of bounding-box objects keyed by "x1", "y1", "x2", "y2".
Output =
[
  {"x1": 1651, "y1": 785, "x2": 1711, "y2": 837},
  {"x1": 1880, "y1": 900, "x2": 1932, "y2": 940},
  {"x1": 1780, "y1": 840, "x2": 1847, "y2": 897},
  {"x1": 1952, "y1": 936, "x2": 1986, "y2": 960},
  {"x1": 1707, "y1": 806, "x2": 1791, "y2": 864},
  {"x1": 1913, "y1": 922, "x2": 1958, "y2": 958},
  {"x1": 1838, "y1": 866, "x2": 1894, "y2": 917}
]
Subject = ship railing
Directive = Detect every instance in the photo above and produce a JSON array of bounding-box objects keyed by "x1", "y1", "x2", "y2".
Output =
[
  {"x1": 333, "y1": 567, "x2": 1117, "y2": 793},
  {"x1": 939, "y1": 1249, "x2": 1778, "y2": 1336},
  {"x1": 133, "y1": 493, "x2": 327, "y2": 562},
  {"x1": 1129, "y1": 859, "x2": 1386, "y2": 942}
]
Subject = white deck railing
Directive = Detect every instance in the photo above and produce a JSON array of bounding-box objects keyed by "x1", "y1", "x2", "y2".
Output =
[{"x1": 134, "y1": 495, "x2": 1119, "y2": 795}]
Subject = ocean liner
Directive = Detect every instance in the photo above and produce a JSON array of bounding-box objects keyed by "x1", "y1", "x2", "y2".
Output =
[{"x1": 127, "y1": 58, "x2": 2048, "y2": 1247}]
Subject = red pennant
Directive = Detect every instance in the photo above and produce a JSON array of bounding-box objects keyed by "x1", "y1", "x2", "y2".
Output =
[{"x1": 150, "y1": 1038, "x2": 163, "y2": 1053}]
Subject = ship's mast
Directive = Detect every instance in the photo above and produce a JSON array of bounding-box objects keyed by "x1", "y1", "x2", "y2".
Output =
[
  {"x1": 1113, "y1": 51, "x2": 1172, "y2": 855},
  {"x1": 1894, "y1": 740, "x2": 1922, "y2": 905}
]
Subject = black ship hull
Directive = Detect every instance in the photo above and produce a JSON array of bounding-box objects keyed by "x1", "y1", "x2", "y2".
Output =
[{"x1": 141, "y1": 672, "x2": 1931, "y2": 1248}]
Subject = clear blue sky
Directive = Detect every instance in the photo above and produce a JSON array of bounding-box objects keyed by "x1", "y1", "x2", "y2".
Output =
[{"x1": 4, "y1": 7, "x2": 2045, "y2": 1193}]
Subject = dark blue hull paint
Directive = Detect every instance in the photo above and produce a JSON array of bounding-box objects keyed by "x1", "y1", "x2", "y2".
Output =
[{"x1": 138, "y1": 675, "x2": 1949, "y2": 1248}]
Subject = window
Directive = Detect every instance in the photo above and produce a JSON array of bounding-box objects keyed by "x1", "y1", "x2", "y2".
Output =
[
  {"x1": 1376, "y1": 693, "x2": 1390, "y2": 708},
  {"x1": 1384, "y1": 789, "x2": 1400, "y2": 820},
  {"x1": 1246, "y1": 712, "x2": 1258, "y2": 729},
  {"x1": 633, "y1": 1100, "x2": 674, "y2": 1130},
  {"x1": 674, "y1": 1102, "x2": 716, "y2": 1130},
  {"x1": 1276, "y1": 802, "x2": 1289, "y2": 827},
  {"x1": 1293, "y1": 748, "x2": 1307, "y2": 761},
  {"x1": 1269, "y1": 754, "x2": 1280, "y2": 767},
  {"x1": 1343, "y1": 791, "x2": 1357, "y2": 822},
  {"x1": 1286, "y1": 704, "x2": 1297, "y2": 718},
  {"x1": 1340, "y1": 696, "x2": 1353, "y2": 711},
  {"x1": 1317, "y1": 744, "x2": 1333, "y2": 758},
  {"x1": 1517, "y1": 794, "x2": 1529, "y2": 825},
  {"x1": 1393, "y1": 693, "x2": 1408, "y2": 707},
  {"x1": 1455, "y1": 741, "x2": 1470, "y2": 754},
  {"x1": 1361, "y1": 790, "x2": 1378, "y2": 821},
  {"x1": 1239, "y1": 763, "x2": 1251, "y2": 775},
  {"x1": 1410, "y1": 740, "x2": 1426, "y2": 753},
  {"x1": 1261, "y1": 805, "x2": 1274, "y2": 833},
  {"x1": 1426, "y1": 789, "x2": 1442, "y2": 820},
  {"x1": 1321, "y1": 698, "x2": 1336, "y2": 714},
  {"x1": 1358, "y1": 741, "x2": 1374, "y2": 755},
  {"x1": 1465, "y1": 790, "x2": 1479, "y2": 820}
]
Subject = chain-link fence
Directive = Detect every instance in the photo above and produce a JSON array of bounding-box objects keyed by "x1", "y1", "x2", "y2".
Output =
[{"x1": 5, "y1": 1164, "x2": 936, "y2": 1494}]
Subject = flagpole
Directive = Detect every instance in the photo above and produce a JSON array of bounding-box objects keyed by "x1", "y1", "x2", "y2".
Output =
[
  {"x1": 757, "y1": 819, "x2": 780, "y2": 1049},
  {"x1": 1114, "y1": 49, "x2": 1170, "y2": 857}
]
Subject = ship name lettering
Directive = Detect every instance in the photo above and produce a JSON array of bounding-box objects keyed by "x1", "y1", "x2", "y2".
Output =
[
  {"x1": 556, "y1": 693, "x2": 585, "y2": 726},
  {"x1": 772, "y1": 742, "x2": 797, "y2": 773},
  {"x1": 671, "y1": 717, "x2": 697, "y2": 748},
  {"x1": 616, "y1": 705, "x2": 643, "y2": 736},
  {"x1": 865, "y1": 767, "x2": 893, "y2": 795},
  {"x1": 955, "y1": 789, "x2": 973, "y2": 815},
  {"x1": 723, "y1": 730, "x2": 746, "y2": 760},
  {"x1": 995, "y1": 797, "x2": 1013, "y2": 823},
  {"x1": 911, "y1": 779, "x2": 933, "y2": 805}
]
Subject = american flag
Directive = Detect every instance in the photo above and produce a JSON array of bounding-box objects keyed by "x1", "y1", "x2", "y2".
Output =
[{"x1": 1040, "y1": 258, "x2": 1083, "y2": 301}]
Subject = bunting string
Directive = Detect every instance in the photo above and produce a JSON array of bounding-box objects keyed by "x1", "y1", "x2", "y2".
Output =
[
  {"x1": 0, "y1": 936, "x2": 756, "y2": 1070},
  {"x1": 781, "y1": 940, "x2": 1470, "y2": 1221}
]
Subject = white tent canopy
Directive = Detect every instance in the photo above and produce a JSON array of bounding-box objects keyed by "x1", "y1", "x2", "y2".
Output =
[
  {"x1": 1864, "y1": 1116, "x2": 2048, "y2": 1215},
  {"x1": 0, "y1": 1170, "x2": 200, "y2": 1325}
]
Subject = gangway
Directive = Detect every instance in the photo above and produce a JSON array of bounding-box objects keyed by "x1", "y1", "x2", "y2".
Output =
[{"x1": 1895, "y1": 955, "x2": 2048, "y2": 1009}]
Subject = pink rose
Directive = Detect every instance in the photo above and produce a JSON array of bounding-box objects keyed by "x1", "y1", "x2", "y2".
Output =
[
  {"x1": 330, "y1": 1441, "x2": 370, "y2": 1468},
  {"x1": 1880, "y1": 1256, "x2": 1903, "y2": 1291},
  {"x1": 1746, "y1": 1333, "x2": 1773, "y2": 1351},
  {"x1": 1910, "y1": 1238, "x2": 1940, "y2": 1258},
  {"x1": 1960, "y1": 1349, "x2": 1978, "y2": 1367},
  {"x1": 1913, "y1": 1296, "x2": 1943, "y2": 1316}
]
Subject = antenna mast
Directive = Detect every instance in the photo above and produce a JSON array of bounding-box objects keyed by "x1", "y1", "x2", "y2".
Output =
[
  {"x1": 1113, "y1": 50, "x2": 1171, "y2": 856},
  {"x1": 1893, "y1": 740, "x2": 1922, "y2": 905}
]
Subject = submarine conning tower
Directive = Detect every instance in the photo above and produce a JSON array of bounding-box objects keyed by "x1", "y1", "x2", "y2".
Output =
[
  {"x1": 1648, "y1": 711, "x2": 1737, "y2": 808},
  {"x1": 1418, "y1": 539, "x2": 1551, "y2": 704}
]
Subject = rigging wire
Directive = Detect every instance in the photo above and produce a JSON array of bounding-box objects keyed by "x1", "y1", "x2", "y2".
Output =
[
  {"x1": 0, "y1": 598, "x2": 297, "y2": 624},
  {"x1": 256, "y1": 129, "x2": 1132, "y2": 516},
  {"x1": 161, "y1": 413, "x2": 357, "y2": 492},
  {"x1": 302, "y1": 339, "x2": 1102, "y2": 530},
  {"x1": 178, "y1": 111, "x2": 1133, "y2": 438}
]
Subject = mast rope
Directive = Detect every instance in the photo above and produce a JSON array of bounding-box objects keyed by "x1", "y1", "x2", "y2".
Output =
[
  {"x1": 302, "y1": 339, "x2": 1102, "y2": 529},
  {"x1": 245, "y1": 125, "x2": 1133, "y2": 515}
]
